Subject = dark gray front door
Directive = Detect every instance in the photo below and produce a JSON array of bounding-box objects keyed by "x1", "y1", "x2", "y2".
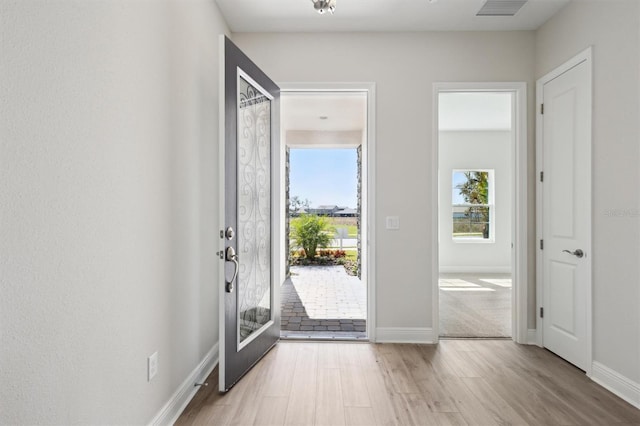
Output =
[{"x1": 220, "y1": 36, "x2": 280, "y2": 392}]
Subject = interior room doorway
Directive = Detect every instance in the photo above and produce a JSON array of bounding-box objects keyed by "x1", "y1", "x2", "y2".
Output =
[
  {"x1": 280, "y1": 90, "x2": 370, "y2": 340},
  {"x1": 434, "y1": 84, "x2": 528, "y2": 342}
]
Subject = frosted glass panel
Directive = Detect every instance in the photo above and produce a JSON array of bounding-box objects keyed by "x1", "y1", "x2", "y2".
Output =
[{"x1": 237, "y1": 75, "x2": 271, "y2": 343}]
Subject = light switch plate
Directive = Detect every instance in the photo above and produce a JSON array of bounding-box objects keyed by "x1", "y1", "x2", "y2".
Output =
[
  {"x1": 148, "y1": 351, "x2": 158, "y2": 382},
  {"x1": 386, "y1": 216, "x2": 400, "y2": 230}
]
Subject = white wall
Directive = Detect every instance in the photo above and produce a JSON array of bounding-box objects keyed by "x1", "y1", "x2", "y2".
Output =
[
  {"x1": 439, "y1": 131, "x2": 512, "y2": 273},
  {"x1": 0, "y1": 1, "x2": 229, "y2": 423},
  {"x1": 536, "y1": 0, "x2": 640, "y2": 384},
  {"x1": 233, "y1": 31, "x2": 537, "y2": 332}
]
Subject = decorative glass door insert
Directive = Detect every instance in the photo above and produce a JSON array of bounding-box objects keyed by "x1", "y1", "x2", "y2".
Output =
[{"x1": 237, "y1": 72, "x2": 272, "y2": 348}]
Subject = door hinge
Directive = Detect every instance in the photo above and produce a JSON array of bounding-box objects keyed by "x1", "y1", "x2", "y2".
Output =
[
  {"x1": 540, "y1": 307, "x2": 544, "y2": 318},
  {"x1": 540, "y1": 171, "x2": 544, "y2": 182},
  {"x1": 540, "y1": 239, "x2": 544, "y2": 250},
  {"x1": 540, "y1": 103, "x2": 544, "y2": 115}
]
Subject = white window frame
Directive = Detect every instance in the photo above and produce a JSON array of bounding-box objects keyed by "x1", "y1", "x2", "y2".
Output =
[{"x1": 451, "y1": 169, "x2": 495, "y2": 243}]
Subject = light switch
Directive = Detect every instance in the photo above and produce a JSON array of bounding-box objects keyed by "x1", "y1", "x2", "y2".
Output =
[{"x1": 386, "y1": 216, "x2": 400, "y2": 230}]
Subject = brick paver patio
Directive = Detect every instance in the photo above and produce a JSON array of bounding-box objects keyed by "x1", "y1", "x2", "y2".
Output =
[{"x1": 281, "y1": 265, "x2": 366, "y2": 338}]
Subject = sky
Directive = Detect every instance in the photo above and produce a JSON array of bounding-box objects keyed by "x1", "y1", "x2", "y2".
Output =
[
  {"x1": 289, "y1": 148, "x2": 357, "y2": 208},
  {"x1": 452, "y1": 171, "x2": 467, "y2": 205},
  {"x1": 452, "y1": 171, "x2": 491, "y2": 205}
]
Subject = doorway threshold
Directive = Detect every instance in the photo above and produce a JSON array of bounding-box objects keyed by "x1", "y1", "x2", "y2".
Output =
[
  {"x1": 438, "y1": 336, "x2": 512, "y2": 340},
  {"x1": 281, "y1": 331, "x2": 367, "y2": 341}
]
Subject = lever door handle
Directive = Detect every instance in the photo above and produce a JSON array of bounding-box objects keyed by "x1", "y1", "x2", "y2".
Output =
[
  {"x1": 562, "y1": 249, "x2": 584, "y2": 258},
  {"x1": 225, "y1": 246, "x2": 239, "y2": 292}
]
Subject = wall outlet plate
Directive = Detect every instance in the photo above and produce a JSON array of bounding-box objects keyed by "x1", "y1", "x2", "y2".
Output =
[{"x1": 148, "y1": 351, "x2": 158, "y2": 382}]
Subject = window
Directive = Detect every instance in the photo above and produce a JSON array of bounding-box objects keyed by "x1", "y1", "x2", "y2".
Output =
[{"x1": 452, "y1": 170, "x2": 494, "y2": 241}]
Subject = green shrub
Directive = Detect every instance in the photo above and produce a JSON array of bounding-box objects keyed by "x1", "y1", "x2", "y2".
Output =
[{"x1": 290, "y1": 214, "x2": 334, "y2": 260}]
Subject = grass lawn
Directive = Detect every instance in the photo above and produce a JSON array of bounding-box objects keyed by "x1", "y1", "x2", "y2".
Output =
[
  {"x1": 344, "y1": 249, "x2": 357, "y2": 261},
  {"x1": 334, "y1": 225, "x2": 357, "y2": 238},
  {"x1": 288, "y1": 216, "x2": 359, "y2": 247},
  {"x1": 326, "y1": 217, "x2": 358, "y2": 238}
]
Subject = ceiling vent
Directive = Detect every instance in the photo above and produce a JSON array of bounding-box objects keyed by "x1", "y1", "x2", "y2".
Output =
[{"x1": 476, "y1": 0, "x2": 527, "y2": 16}]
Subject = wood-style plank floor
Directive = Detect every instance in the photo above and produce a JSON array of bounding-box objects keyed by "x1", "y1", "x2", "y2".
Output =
[{"x1": 175, "y1": 340, "x2": 640, "y2": 426}]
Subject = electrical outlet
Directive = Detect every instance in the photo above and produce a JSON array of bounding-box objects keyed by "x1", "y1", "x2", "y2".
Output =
[{"x1": 148, "y1": 351, "x2": 158, "y2": 382}]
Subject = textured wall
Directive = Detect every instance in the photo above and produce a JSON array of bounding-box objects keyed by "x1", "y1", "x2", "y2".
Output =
[
  {"x1": 536, "y1": 0, "x2": 640, "y2": 383},
  {"x1": 0, "y1": 0, "x2": 229, "y2": 423}
]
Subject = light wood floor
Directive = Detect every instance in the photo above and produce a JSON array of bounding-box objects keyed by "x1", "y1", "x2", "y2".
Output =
[{"x1": 175, "y1": 340, "x2": 640, "y2": 426}]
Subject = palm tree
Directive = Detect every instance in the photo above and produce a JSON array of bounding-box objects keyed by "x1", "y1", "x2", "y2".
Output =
[
  {"x1": 456, "y1": 171, "x2": 488, "y2": 205},
  {"x1": 456, "y1": 172, "x2": 489, "y2": 237}
]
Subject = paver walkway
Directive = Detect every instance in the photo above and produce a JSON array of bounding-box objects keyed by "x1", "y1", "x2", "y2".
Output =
[{"x1": 281, "y1": 265, "x2": 366, "y2": 338}]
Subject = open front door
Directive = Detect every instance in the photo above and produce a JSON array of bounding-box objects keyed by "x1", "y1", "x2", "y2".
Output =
[{"x1": 219, "y1": 36, "x2": 280, "y2": 392}]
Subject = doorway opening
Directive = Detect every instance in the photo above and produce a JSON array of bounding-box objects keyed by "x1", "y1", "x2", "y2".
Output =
[
  {"x1": 280, "y1": 90, "x2": 370, "y2": 340},
  {"x1": 433, "y1": 84, "x2": 528, "y2": 342}
]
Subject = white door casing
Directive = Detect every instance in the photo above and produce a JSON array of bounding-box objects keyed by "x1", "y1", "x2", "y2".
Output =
[
  {"x1": 537, "y1": 48, "x2": 592, "y2": 373},
  {"x1": 432, "y1": 82, "x2": 529, "y2": 344},
  {"x1": 278, "y1": 82, "x2": 377, "y2": 341}
]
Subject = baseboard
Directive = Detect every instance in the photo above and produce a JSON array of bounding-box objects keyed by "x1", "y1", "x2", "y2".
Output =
[
  {"x1": 148, "y1": 342, "x2": 219, "y2": 426},
  {"x1": 526, "y1": 329, "x2": 537, "y2": 345},
  {"x1": 591, "y1": 361, "x2": 640, "y2": 409},
  {"x1": 439, "y1": 266, "x2": 511, "y2": 274},
  {"x1": 375, "y1": 327, "x2": 434, "y2": 344}
]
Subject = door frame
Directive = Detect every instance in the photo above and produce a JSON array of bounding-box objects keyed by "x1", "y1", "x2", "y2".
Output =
[
  {"x1": 278, "y1": 82, "x2": 377, "y2": 341},
  {"x1": 432, "y1": 82, "x2": 529, "y2": 344},
  {"x1": 535, "y1": 47, "x2": 593, "y2": 375}
]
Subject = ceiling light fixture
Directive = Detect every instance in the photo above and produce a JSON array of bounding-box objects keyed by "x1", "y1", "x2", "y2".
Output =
[{"x1": 312, "y1": 0, "x2": 336, "y2": 15}]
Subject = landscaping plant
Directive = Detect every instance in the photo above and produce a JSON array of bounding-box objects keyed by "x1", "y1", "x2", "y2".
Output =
[{"x1": 290, "y1": 214, "x2": 334, "y2": 260}]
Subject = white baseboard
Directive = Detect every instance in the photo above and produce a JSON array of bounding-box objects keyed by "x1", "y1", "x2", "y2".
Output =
[
  {"x1": 375, "y1": 327, "x2": 434, "y2": 344},
  {"x1": 148, "y1": 343, "x2": 219, "y2": 426},
  {"x1": 526, "y1": 329, "x2": 538, "y2": 345},
  {"x1": 591, "y1": 361, "x2": 640, "y2": 409},
  {"x1": 439, "y1": 266, "x2": 511, "y2": 274}
]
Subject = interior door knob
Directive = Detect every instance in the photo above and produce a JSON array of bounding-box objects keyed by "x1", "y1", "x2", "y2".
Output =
[{"x1": 562, "y1": 249, "x2": 584, "y2": 258}]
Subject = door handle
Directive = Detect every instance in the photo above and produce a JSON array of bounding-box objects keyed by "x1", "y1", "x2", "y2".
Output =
[
  {"x1": 562, "y1": 249, "x2": 584, "y2": 258},
  {"x1": 225, "y1": 246, "x2": 239, "y2": 292}
]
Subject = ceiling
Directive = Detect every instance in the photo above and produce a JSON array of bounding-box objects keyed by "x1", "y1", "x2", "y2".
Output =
[
  {"x1": 282, "y1": 92, "x2": 367, "y2": 133},
  {"x1": 260, "y1": 1, "x2": 568, "y2": 135},
  {"x1": 281, "y1": 91, "x2": 512, "y2": 135},
  {"x1": 439, "y1": 92, "x2": 512, "y2": 131},
  {"x1": 215, "y1": 0, "x2": 571, "y2": 33}
]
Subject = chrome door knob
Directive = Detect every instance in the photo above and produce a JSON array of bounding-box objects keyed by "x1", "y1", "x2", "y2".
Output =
[{"x1": 562, "y1": 249, "x2": 584, "y2": 258}]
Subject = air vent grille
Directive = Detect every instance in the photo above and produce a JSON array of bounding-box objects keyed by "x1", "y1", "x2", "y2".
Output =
[{"x1": 477, "y1": 0, "x2": 527, "y2": 16}]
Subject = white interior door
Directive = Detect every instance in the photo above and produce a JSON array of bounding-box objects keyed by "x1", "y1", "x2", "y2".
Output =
[{"x1": 540, "y1": 53, "x2": 592, "y2": 371}]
